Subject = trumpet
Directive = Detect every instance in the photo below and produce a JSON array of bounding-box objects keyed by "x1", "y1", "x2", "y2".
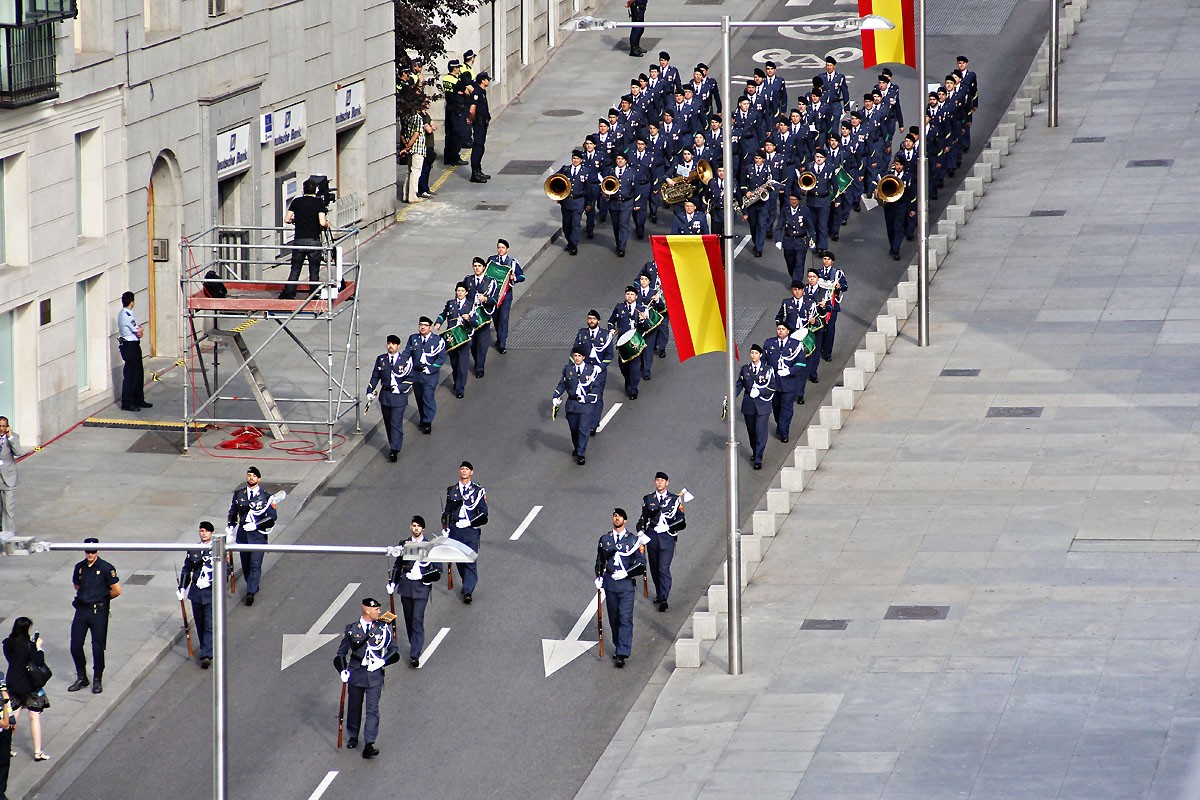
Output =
[
  {"x1": 875, "y1": 174, "x2": 905, "y2": 203},
  {"x1": 796, "y1": 170, "x2": 817, "y2": 192},
  {"x1": 659, "y1": 159, "x2": 712, "y2": 205},
  {"x1": 544, "y1": 173, "x2": 571, "y2": 201},
  {"x1": 601, "y1": 175, "x2": 621, "y2": 197}
]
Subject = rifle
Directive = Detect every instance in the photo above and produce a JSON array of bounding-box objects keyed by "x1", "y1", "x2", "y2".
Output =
[
  {"x1": 337, "y1": 679, "x2": 347, "y2": 749},
  {"x1": 596, "y1": 586, "x2": 605, "y2": 659},
  {"x1": 177, "y1": 563, "x2": 194, "y2": 658},
  {"x1": 387, "y1": 566, "x2": 398, "y2": 638},
  {"x1": 228, "y1": 552, "x2": 237, "y2": 594},
  {"x1": 640, "y1": 545, "x2": 648, "y2": 598}
]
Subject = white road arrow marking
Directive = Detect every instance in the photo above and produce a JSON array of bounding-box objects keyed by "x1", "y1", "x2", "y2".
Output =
[
  {"x1": 510, "y1": 505, "x2": 543, "y2": 541},
  {"x1": 281, "y1": 582, "x2": 360, "y2": 671},
  {"x1": 307, "y1": 771, "x2": 338, "y2": 800},
  {"x1": 417, "y1": 627, "x2": 450, "y2": 668},
  {"x1": 542, "y1": 591, "x2": 604, "y2": 677},
  {"x1": 596, "y1": 402, "x2": 622, "y2": 433}
]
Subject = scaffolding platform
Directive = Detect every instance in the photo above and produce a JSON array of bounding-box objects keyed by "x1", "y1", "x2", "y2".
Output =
[{"x1": 186, "y1": 281, "x2": 358, "y2": 315}]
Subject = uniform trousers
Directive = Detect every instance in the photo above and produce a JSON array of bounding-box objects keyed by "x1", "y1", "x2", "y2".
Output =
[
  {"x1": 237, "y1": 529, "x2": 267, "y2": 594},
  {"x1": 119, "y1": 340, "x2": 146, "y2": 409},
  {"x1": 448, "y1": 346, "x2": 470, "y2": 395},
  {"x1": 191, "y1": 598, "x2": 213, "y2": 659},
  {"x1": 618, "y1": 358, "x2": 642, "y2": 398},
  {"x1": 400, "y1": 595, "x2": 427, "y2": 659},
  {"x1": 646, "y1": 532, "x2": 676, "y2": 603},
  {"x1": 806, "y1": 203, "x2": 830, "y2": 250},
  {"x1": 378, "y1": 395, "x2": 407, "y2": 453},
  {"x1": 821, "y1": 311, "x2": 839, "y2": 361},
  {"x1": 494, "y1": 293, "x2": 514, "y2": 350},
  {"x1": 782, "y1": 242, "x2": 807, "y2": 283},
  {"x1": 450, "y1": 526, "x2": 480, "y2": 596},
  {"x1": 604, "y1": 579, "x2": 636, "y2": 657},
  {"x1": 70, "y1": 603, "x2": 109, "y2": 677},
  {"x1": 470, "y1": 124, "x2": 488, "y2": 174},
  {"x1": 411, "y1": 374, "x2": 438, "y2": 426},
  {"x1": 566, "y1": 410, "x2": 593, "y2": 457},
  {"x1": 470, "y1": 325, "x2": 491, "y2": 375},
  {"x1": 560, "y1": 199, "x2": 584, "y2": 248},
  {"x1": 743, "y1": 409, "x2": 770, "y2": 465},
  {"x1": 346, "y1": 681, "x2": 382, "y2": 743},
  {"x1": 772, "y1": 377, "x2": 803, "y2": 439}
]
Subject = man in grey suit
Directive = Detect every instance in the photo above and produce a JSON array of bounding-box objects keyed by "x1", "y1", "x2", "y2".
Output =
[
  {"x1": 0, "y1": 416, "x2": 19, "y2": 535},
  {"x1": 334, "y1": 598, "x2": 398, "y2": 759}
]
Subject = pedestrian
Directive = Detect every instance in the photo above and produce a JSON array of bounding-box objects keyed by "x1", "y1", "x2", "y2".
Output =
[
  {"x1": 417, "y1": 97, "x2": 438, "y2": 199},
  {"x1": 178, "y1": 522, "x2": 216, "y2": 668},
  {"x1": 627, "y1": 0, "x2": 647, "y2": 57},
  {"x1": 399, "y1": 106, "x2": 426, "y2": 204},
  {"x1": 279, "y1": 179, "x2": 330, "y2": 299},
  {"x1": 68, "y1": 537, "x2": 122, "y2": 694},
  {"x1": 226, "y1": 466, "x2": 279, "y2": 606},
  {"x1": 467, "y1": 72, "x2": 492, "y2": 184},
  {"x1": 406, "y1": 317, "x2": 445, "y2": 434},
  {"x1": 333, "y1": 598, "x2": 398, "y2": 759},
  {"x1": 0, "y1": 673, "x2": 13, "y2": 799},
  {"x1": 637, "y1": 472, "x2": 685, "y2": 612},
  {"x1": 3, "y1": 618, "x2": 50, "y2": 761},
  {"x1": 365, "y1": 335, "x2": 412, "y2": 462},
  {"x1": 488, "y1": 238, "x2": 526, "y2": 354},
  {"x1": 552, "y1": 347, "x2": 602, "y2": 465},
  {"x1": 0, "y1": 416, "x2": 19, "y2": 536},
  {"x1": 595, "y1": 508, "x2": 648, "y2": 668},
  {"x1": 116, "y1": 291, "x2": 150, "y2": 412},
  {"x1": 388, "y1": 516, "x2": 436, "y2": 668},
  {"x1": 733, "y1": 344, "x2": 776, "y2": 470},
  {"x1": 441, "y1": 461, "x2": 488, "y2": 604}
]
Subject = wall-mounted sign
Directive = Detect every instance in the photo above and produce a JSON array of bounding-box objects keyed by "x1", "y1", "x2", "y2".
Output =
[
  {"x1": 216, "y1": 123, "x2": 252, "y2": 179},
  {"x1": 334, "y1": 81, "x2": 365, "y2": 131},
  {"x1": 272, "y1": 102, "x2": 306, "y2": 150}
]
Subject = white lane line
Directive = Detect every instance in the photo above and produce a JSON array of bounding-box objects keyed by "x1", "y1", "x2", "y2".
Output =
[
  {"x1": 510, "y1": 505, "x2": 543, "y2": 541},
  {"x1": 307, "y1": 771, "x2": 338, "y2": 800},
  {"x1": 418, "y1": 627, "x2": 450, "y2": 668},
  {"x1": 597, "y1": 402, "x2": 623, "y2": 433},
  {"x1": 734, "y1": 234, "x2": 752, "y2": 257}
]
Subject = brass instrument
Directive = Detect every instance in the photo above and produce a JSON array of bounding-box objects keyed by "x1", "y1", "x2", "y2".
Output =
[
  {"x1": 658, "y1": 159, "x2": 713, "y2": 206},
  {"x1": 739, "y1": 179, "x2": 783, "y2": 210},
  {"x1": 601, "y1": 175, "x2": 621, "y2": 197},
  {"x1": 544, "y1": 173, "x2": 571, "y2": 201},
  {"x1": 875, "y1": 174, "x2": 905, "y2": 203},
  {"x1": 796, "y1": 170, "x2": 817, "y2": 191}
]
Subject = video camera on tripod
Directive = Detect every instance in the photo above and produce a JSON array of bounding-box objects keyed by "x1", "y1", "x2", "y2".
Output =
[{"x1": 307, "y1": 173, "x2": 337, "y2": 213}]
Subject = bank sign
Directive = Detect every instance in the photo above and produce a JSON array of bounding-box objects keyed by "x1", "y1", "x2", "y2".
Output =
[
  {"x1": 216, "y1": 123, "x2": 252, "y2": 179},
  {"x1": 262, "y1": 102, "x2": 306, "y2": 150},
  {"x1": 334, "y1": 81, "x2": 365, "y2": 131}
]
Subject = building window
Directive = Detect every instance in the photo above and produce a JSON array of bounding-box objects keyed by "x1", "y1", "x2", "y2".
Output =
[
  {"x1": 0, "y1": 22, "x2": 56, "y2": 107},
  {"x1": 0, "y1": 0, "x2": 78, "y2": 27},
  {"x1": 0, "y1": 151, "x2": 28, "y2": 267},
  {"x1": 143, "y1": 0, "x2": 178, "y2": 33},
  {"x1": 208, "y1": 0, "x2": 226, "y2": 17},
  {"x1": 75, "y1": 127, "x2": 103, "y2": 238}
]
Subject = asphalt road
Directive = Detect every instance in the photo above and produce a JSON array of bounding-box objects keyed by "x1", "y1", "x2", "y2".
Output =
[{"x1": 50, "y1": 3, "x2": 1048, "y2": 797}]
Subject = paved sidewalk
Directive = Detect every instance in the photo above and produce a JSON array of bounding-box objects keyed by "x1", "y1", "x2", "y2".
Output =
[
  {"x1": 0, "y1": 0, "x2": 770, "y2": 797},
  {"x1": 578, "y1": 1, "x2": 1200, "y2": 798}
]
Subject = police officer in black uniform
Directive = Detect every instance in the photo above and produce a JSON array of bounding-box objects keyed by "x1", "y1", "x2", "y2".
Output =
[
  {"x1": 68, "y1": 537, "x2": 122, "y2": 694},
  {"x1": 468, "y1": 73, "x2": 492, "y2": 183}
]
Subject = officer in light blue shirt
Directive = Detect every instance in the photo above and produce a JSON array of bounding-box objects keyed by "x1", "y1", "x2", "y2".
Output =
[{"x1": 116, "y1": 291, "x2": 150, "y2": 412}]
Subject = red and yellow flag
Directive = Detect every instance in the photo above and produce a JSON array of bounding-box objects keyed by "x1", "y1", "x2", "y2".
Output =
[
  {"x1": 649, "y1": 234, "x2": 729, "y2": 362},
  {"x1": 858, "y1": 0, "x2": 916, "y2": 70}
]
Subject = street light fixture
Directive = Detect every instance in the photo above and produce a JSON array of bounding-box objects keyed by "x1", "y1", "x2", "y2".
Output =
[{"x1": 562, "y1": 12, "x2": 892, "y2": 676}]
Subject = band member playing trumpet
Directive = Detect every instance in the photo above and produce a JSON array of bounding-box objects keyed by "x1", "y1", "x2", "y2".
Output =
[
  {"x1": 365, "y1": 334, "x2": 412, "y2": 462},
  {"x1": 880, "y1": 156, "x2": 913, "y2": 260},
  {"x1": 552, "y1": 347, "x2": 603, "y2": 465},
  {"x1": 462, "y1": 257, "x2": 499, "y2": 379},
  {"x1": 574, "y1": 310, "x2": 615, "y2": 436},
  {"x1": 608, "y1": 286, "x2": 651, "y2": 400},
  {"x1": 434, "y1": 283, "x2": 474, "y2": 399},
  {"x1": 333, "y1": 598, "x2": 399, "y2": 758},
  {"x1": 606, "y1": 152, "x2": 638, "y2": 257},
  {"x1": 553, "y1": 149, "x2": 593, "y2": 255},
  {"x1": 796, "y1": 150, "x2": 834, "y2": 251}
]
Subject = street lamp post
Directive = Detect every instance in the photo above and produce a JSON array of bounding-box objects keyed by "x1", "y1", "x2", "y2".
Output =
[
  {"x1": 916, "y1": 0, "x2": 929, "y2": 345},
  {"x1": 563, "y1": 12, "x2": 893, "y2": 676}
]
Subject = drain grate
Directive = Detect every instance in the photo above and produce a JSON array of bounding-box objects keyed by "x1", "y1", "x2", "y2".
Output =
[
  {"x1": 927, "y1": 0, "x2": 1018, "y2": 35},
  {"x1": 940, "y1": 368, "x2": 980, "y2": 377},
  {"x1": 885, "y1": 605, "x2": 949, "y2": 621},
  {"x1": 499, "y1": 159, "x2": 555, "y2": 175},
  {"x1": 1127, "y1": 159, "x2": 1173, "y2": 168},
  {"x1": 1030, "y1": 210, "x2": 1066, "y2": 217},
  {"x1": 801, "y1": 619, "x2": 849, "y2": 631},
  {"x1": 125, "y1": 572, "x2": 155, "y2": 586},
  {"x1": 543, "y1": 109, "x2": 584, "y2": 117},
  {"x1": 126, "y1": 430, "x2": 188, "y2": 455},
  {"x1": 1072, "y1": 136, "x2": 1106, "y2": 143},
  {"x1": 505, "y1": 307, "x2": 765, "y2": 350},
  {"x1": 474, "y1": 203, "x2": 511, "y2": 212},
  {"x1": 986, "y1": 406, "x2": 1043, "y2": 418},
  {"x1": 685, "y1": 0, "x2": 725, "y2": 5}
]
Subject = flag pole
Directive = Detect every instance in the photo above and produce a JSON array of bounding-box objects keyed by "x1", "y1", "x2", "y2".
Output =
[
  {"x1": 720, "y1": 14, "x2": 743, "y2": 676},
  {"x1": 917, "y1": 0, "x2": 929, "y2": 345}
]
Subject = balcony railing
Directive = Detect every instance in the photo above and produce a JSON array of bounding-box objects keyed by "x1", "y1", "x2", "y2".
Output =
[
  {"x1": 0, "y1": 0, "x2": 77, "y2": 27},
  {"x1": 0, "y1": 22, "x2": 57, "y2": 108}
]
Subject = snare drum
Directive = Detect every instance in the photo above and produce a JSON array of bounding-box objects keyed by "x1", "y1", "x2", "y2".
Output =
[
  {"x1": 441, "y1": 324, "x2": 471, "y2": 351},
  {"x1": 466, "y1": 305, "x2": 492, "y2": 330},
  {"x1": 638, "y1": 306, "x2": 664, "y2": 333},
  {"x1": 616, "y1": 329, "x2": 647, "y2": 363}
]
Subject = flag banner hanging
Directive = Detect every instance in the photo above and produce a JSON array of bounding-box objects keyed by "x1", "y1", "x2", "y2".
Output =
[
  {"x1": 859, "y1": 0, "x2": 916, "y2": 70},
  {"x1": 649, "y1": 234, "x2": 729, "y2": 362}
]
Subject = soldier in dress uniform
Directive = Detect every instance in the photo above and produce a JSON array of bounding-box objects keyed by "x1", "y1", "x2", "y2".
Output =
[
  {"x1": 67, "y1": 537, "x2": 122, "y2": 694},
  {"x1": 657, "y1": 51, "x2": 680, "y2": 90},
  {"x1": 881, "y1": 157, "x2": 913, "y2": 260},
  {"x1": 434, "y1": 283, "x2": 475, "y2": 399},
  {"x1": 595, "y1": 508, "x2": 648, "y2": 668},
  {"x1": 734, "y1": 344, "x2": 777, "y2": 470},
  {"x1": 797, "y1": 150, "x2": 834, "y2": 252},
  {"x1": 820, "y1": 56, "x2": 850, "y2": 121},
  {"x1": 778, "y1": 192, "x2": 812, "y2": 283},
  {"x1": 670, "y1": 197, "x2": 709, "y2": 235},
  {"x1": 365, "y1": 335, "x2": 412, "y2": 462},
  {"x1": 763, "y1": 323, "x2": 808, "y2": 442},
  {"x1": 334, "y1": 598, "x2": 398, "y2": 759},
  {"x1": 463, "y1": 257, "x2": 499, "y2": 378},
  {"x1": 606, "y1": 152, "x2": 638, "y2": 257},
  {"x1": 740, "y1": 150, "x2": 772, "y2": 258},
  {"x1": 388, "y1": 516, "x2": 436, "y2": 668},
  {"x1": 608, "y1": 286, "x2": 650, "y2": 399},
  {"x1": 956, "y1": 56, "x2": 978, "y2": 150},
  {"x1": 441, "y1": 461, "x2": 488, "y2": 604},
  {"x1": 637, "y1": 471, "x2": 685, "y2": 612},
  {"x1": 488, "y1": 238, "x2": 525, "y2": 353},
  {"x1": 629, "y1": 137, "x2": 661, "y2": 239},
  {"x1": 815, "y1": 250, "x2": 848, "y2": 363},
  {"x1": 552, "y1": 348, "x2": 603, "y2": 465},
  {"x1": 707, "y1": 165, "x2": 727, "y2": 238},
  {"x1": 407, "y1": 316, "x2": 445, "y2": 434},
  {"x1": 574, "y1": 310, "x2": 615, "y2": 436},
  {"x1": 580, "y1": 136, "x2": 607, "y2": 238},
  {"x1": 226, "y1": 466, "x2": 278, "y2": 606},
  {"x1": 803, "y1": 268, "x2": 830, "y2": 384},
  {"x1": 637, "y1": 272, "x2": 669, "y2": 361},
  {"x1": 178, "y1": 521, "x2": 216, "y2": 668}
]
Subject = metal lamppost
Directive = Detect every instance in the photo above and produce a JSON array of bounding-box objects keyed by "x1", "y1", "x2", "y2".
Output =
[
  {"x1": 562, "y1": 12, "x2": 894, "y2": 676},
  {"x1": 916, "y1": 0, "x2": 929, "y2": 345}
]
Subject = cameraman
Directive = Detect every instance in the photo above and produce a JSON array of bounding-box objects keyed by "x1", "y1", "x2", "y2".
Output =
[{"x1": 279, "y1": 178, "x2": 329, "y2": 300}]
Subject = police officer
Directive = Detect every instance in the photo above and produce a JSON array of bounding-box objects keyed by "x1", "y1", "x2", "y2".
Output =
[
  {"x1": 637, "y1": 471, "x2": 685, "y2": 612},
  {"x1": 627, "y1": 0, "x2": 647, "y2": 57},
  {"x1": 778, "y1": 192, "x2": 812, "y2": 282},
  {"x1": 226, "y1": 465, "x2": 279, "y2": 606},
  {"x1": 815, "y1": 250, "x2": 848, "y2": 362},
  {"x1": 68, "y1": 537, "x2": 122, "y2": 694},
  {"x1": 441, "y1": 59, "x2": 465, "y2": 165},
  {"x1": 734, "y1": 344, "x2": 776, "y2": 470},
  {"x1": 462, "y1": 258, "x2": 499, "y2": 379},
  {"x1": 763, "y1": 323, "x2": 808, "y2": 442},
  {"x1": 365, "y1": 335, "x2": 412, "y2": 462},
  {"x1": 574, "y1": 310, "x2": 615, "y2": 436},
  {"x1": 608, "y1": 286, "x2": 650, "y2": 399},
  {"x1": 607, "y1": 152, "x2": 637, "y2": 257},
  {"x1": 407, "y1": 317, "x2": 445, "y2": 434},
  {"x1": 441, "y1": 461, "x2": 488, "y2": 604},
  {"x1": 388, "y1": 516, "x2": 435, "y2": 668},
  {"x1": 594, "y1": 508, "x2": 648, "y2": 668},
  {"x1": 552, "y1": 347, "x2": 602, "y2": 465},
  {"x1": 467, "y1": 72, "x2": 492, "y2": 183},
  {"x1": 334, "y1": 598, "x2": 398, "y2": 759},
  {"x1": 178, "y1": 521, "x2": 216, "y2": 668},
  {"x1": 117, "y1": 291, "x2": 149, "y2": 412},
  {"x1": 488, "y1": 238, "x2": 525, "y2": 353}
]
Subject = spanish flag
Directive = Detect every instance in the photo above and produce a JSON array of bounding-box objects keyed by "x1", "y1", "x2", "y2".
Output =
[
  {"x1": 859, "y1": 0, "x2": 916, "y2": 70},
  {"x1": 649, "y1": 234, "x2": 729, "y2": 362}
]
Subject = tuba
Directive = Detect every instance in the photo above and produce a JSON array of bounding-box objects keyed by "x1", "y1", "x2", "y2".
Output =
[
  {"x1": 601, "y1": 175, "x2": 621, "y2": 197},
  {"x1": 875, "y1": 174, "x2": 905, "y2": 203},
  {"x1": 544, "y1": 173, "x2": 571, "y2": 201},
  {"x1": 659, "y1": 159, "x2": 713, "y2": 206},
  {"x1": 796, "y1": 170, "x2": 817, "y2": 192}
]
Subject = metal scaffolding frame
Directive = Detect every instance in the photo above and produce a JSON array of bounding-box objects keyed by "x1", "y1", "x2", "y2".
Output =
[{"x1": 179, "y1": 224, "x2": 363, "y2": 460}]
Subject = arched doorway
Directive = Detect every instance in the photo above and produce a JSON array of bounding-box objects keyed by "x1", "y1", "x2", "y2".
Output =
[{"x1": 147, "y1": 152, "x2": 183, "y2": 358}]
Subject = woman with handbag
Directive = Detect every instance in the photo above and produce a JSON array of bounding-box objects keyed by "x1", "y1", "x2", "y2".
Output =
[{"x1": 3, "y1": 617, "x2": 50, "y2": 762}]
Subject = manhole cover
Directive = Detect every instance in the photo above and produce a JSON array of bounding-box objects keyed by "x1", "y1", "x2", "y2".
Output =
[
  {"x1": 474, "y1": 203, "x2": 511, "y2": 212},
  {"x1": 543, "y1": 109, "x2": 584, "y2": 117},
  {"x1": 884, "y1": 605, "x2": 949, "y2": 621},
  {"x1": 499, "y1": 159, "x2": 555, "y2": 175},
  {"x1": 1072, "y1": 136, "x2": 1105, "y2": 143},
  {"x1": 940, "y1": 368, "x2": 980, "y2": 377},
  {"x1": 125, "y1": 572, "x2": 155, "y2": 586},
  {"x1": 1127, "y1": 159, "x2": 1173, "y2": 168},
  {"x1": 986, "y1": 406, "x2": 1043, "y2": 418},
  {"x1": 1030, "y1": 210, "x2": 1066, "y2": 217},
  {"x1": 801, "y1": 619, "x2": 849, "y2": 630},
  {"x1": 505, "y1": 307, "x2": 765, "y2": 350}
]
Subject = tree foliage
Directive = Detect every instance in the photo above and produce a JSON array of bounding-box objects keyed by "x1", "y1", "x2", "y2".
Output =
[{"x1": 395, "y1": 0, "x2": 484, "y2": 116}]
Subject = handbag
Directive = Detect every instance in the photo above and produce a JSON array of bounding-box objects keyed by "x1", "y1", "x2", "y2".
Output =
[{"x1": 26, "y1": 659, "x2": 52, "y2": 689}]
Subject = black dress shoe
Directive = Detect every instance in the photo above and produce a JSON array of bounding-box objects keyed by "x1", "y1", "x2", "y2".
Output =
[
  {"x1": 362, "y1": 743, "x2": 379, "y2": 760},
  {"x1": 590, "y1": 428, "x2": 599, "y2": 436},
  {"x1": 421, "y1": 423, "x2": 432, "y2": 434},
  {"x1": 650, "y1": 214, "x2": 657, "y2": 223},
  {"x1": 823, "y1": 355, "x2": 832, "y2": 362},
  {"x1": 67, "y1": 676, "x2": 90, "y2": 692},
  {"x1": 614, "y1": 655, "x2": 626, "y2": 668},
  {"x1": 642, "y1": 373, "x2": 651, "y2": 380},
  {"x1": 388, "y1": 451, "x2": 398, "y2": 462},
  {"x1": 92, "y1": 678, "x2": 103, "y2": 694},
  {"x1": 754, "y1": 250, "x2": 762, "y2": 258},
  {"x1": 628, "y1": 392, "x2": 638, "y2": 400},
  {"x1": 455, "y1": 392, "x2": 464, "y2": 399},
  {"x1": 599, "y1": 215, "x2": 607, "y2": 223},
  {"x1": 809, "y1": 375, "x2": 819, "y2": 384},
  {"x1": 797, "y1": 396, "x2": 805, "y2": 405},
  {"x1": 245, "y1": 592, "x2": 255, "y2": 606},
  {"x1": 347, "y1": 737, "x2": 358, "y2": 749},
  {"x1": 480, "y1": 173, "x2": 492, "y2": 180},
  {"x1": 410, "y1": 657, "x2": 420, "y2": 668},
  {"x1": 657, "y1": 601, "x2": 668, "y2": 612},
  {"x1": 892, "y1": 253, "x2": 901, "y2": 260},
  {"x1": 569, "y1": 245, "x2": 579, "y2": 255},
  {"x1": 475, "y1": 371, "x2": 484, "y2": 379},
  {"x1": 585, "y1": 232, "x2": 594, "y2": 240},
  {"x1": 462, "y1": 593, "x2": 473, "y2": 605},
  {"x1": 906, "y1": 234, "x2": 914, "y2": 241},
  {"x1": 617, "y1": 250, "x2": 625, "y2": 257},
  {"x1": 470, "y1": 174, "x2": 488, "y2": 183},
  {"x1": 577, "y1": 456, "x2": 586, "y2": 465},
  {"x1": 831, "y1": 234, "x2": 839, "y2": 242},
  {"x1": 201, "y1": 657, "x2": 212, "y2": 669},
  {"x1": 657, "y1": 351, "x2": 666, "y2": 358},
  {"x1": 139, "y1": 402, "x2": 154, "y2": 408},
  {"x1": 497, "y1": 346, "x2": 507, "y2": 354},
  {"x1": 753, "y1": 463, "x2": 762, "y2": 470},
  {"x1": 781, "y1": 435, "x2": 789, "y2": 443}
]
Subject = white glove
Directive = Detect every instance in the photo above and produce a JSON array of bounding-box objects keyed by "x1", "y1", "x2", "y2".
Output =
[
  {"x1": 365, "y1": 391, "x2": 375, "y2": 402},
  {"x1": 441, "y1": 528, "x2": 451, "y2": 536},
  {"x1": 636, "y1": 532, "x2": 652, "y2": 546},
  {"x1": 224, "y1": 524, "x2": 236, "y2": 538},
  {"x1": 339, "y1": 669, "x2": 350, "y2": 683},
  {"x1": 594, "y1": 577, "x2": 603, "y2": 590},
  {"x1": 405, "y1": 564, "x2": 422, "y2": 581},
  {"x1": 196, "y1": 575, "x2": 211, "y2": 590},
  {"x1": 552, "y1": 397, "x2": 563, "y2": 407},
  {"x1": 613, "y1": 569, "x2": 628, "y2": 581},
  {"x1": 243, "y1": 518, "x2": 257, "y2": 532},
  {"x1": 749, "y1": 386, "x2": 760, "y2": 399},
  {"x1": 176, "y1": 588, "x2": 188, "y2": 601},
  {"x1": 654, "y1": 517, "x2": 669, "y2": 533},
  {"x1": 778, "y1": 366, "x2": 790, "y2": 377},
  {"x1": 385, "y1": 582, "x2": 396, "y2": 595},
  {"x1": 455, "y1": 518, "x2": 470, "y2": 529}
]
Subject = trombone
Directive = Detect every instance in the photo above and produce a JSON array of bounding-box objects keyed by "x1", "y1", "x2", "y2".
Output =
[{"x1": 544, "y1": 173, "x2": 572, "y2": 201}]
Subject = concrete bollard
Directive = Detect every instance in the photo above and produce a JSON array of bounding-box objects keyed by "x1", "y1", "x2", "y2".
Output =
[
  {"x1": 806, "y1": 425, "x2": 831, "y2": 451},
  {"x1": 886, "y1": 296, "x2": 908, "y2": 321},
  {"x1": 707, "y1": 584, "x2": 727, "y2": 613},
  {"x1": 752, "y1": 509, "x2": 779, "y2": 537},
  {"x1": 766, "y1": 488, "x2": 792, "y2": 515},
  {"x1": 831, "y1": 386, "x2": 856, "y2": 411},
  {"x1": 780, "y1": 465, "x2": 807, "y2": 492},
  {"x1": 945, "y1": 204, "x2": 966, "y2": 226},
  {"x1": 897, "y1": 281, "x2": 918, "y2": 306},
  {"x1": 792, "y1": 445, "x2": 820, "y2": 471},
  {"x1": 675, "y1": 638, "x2": 702, "y2": 668},
  {"x1": 955, "y1": 189, "x2": 976, "y2": 211},
  {"x1": 854, "y1": 347, "x2": 879, "y2": 374},
  {"x1": 928, "y1": 233, "x2": 949, "y2": 257},
  {"x1": 972, "y1": 162, "x2": 993, "y2": 184},
  {"x1": 865, "y1": 330, "x2": 888, "y2": 355},
  {"x1": 818, "y1": 405, "x2": 845, "y2": 431},
  {"x1": 874, "y1": 314, "x2": 898, "y2": 339},
  {"x1": 982, "y1": 150, "x2": 1002, "y2": 170},
  {"x1": 997, "y1": 122, "x2": 1018, "y2": 144},
  {"x1": 989, "y1": 136, "x2": 1009, "y2": 156},
  {"x1": 1014, "y1": 97, "x2": 1033, "y2": 118},
  {"x1": 965, "y1": 176, "x2": 984, "y2": 198},
  {"x1": 937, "y1": 219, "x2": 957, "y2": 241},
  {"x1": 692, "y1": 611, "x2": 719, "y2": 640},
  {"x1": 741, "y1": 534, "x2": 765, "y2": 563}
]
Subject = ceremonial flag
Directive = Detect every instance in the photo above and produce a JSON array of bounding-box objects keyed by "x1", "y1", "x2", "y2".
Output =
[
  {"x1": 649, "y1": 234, "x2": 729, "y2": 362},
  {"x1": 858, "y1": 0, "x2": 916, "y2": 70}
]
